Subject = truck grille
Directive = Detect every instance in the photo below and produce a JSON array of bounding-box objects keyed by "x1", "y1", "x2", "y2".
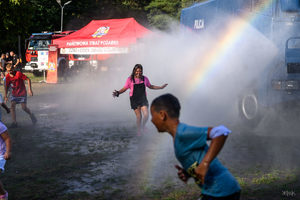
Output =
[
  {"x1": 31, "y1": 57, "x2": 38, "y2": 62},
  {"x1": 272, "y1": 80, "x2": 299, "y2": 90},
  {"x1": 75, "y1": 61, "x2": 89, "y2": 66},
  {"x1": 287, "y1": 63, "x2": 300, "y2": 73}
]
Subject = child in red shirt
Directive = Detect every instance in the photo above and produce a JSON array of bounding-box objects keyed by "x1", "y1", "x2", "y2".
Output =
[{"x1": 4, "y1": 64, "x2": 37, "y2": 128}]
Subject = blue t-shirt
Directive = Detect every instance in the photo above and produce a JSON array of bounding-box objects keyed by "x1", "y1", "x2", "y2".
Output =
[{"x1": 174, "y1": 123, "x2": 241, "y2": 197}]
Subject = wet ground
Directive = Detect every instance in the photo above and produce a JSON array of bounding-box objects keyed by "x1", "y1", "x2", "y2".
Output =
[{"x1": 0, "y1": 82, "x2": 299, "y2": 200}]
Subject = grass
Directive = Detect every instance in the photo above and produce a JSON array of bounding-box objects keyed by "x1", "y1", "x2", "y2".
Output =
[
  {"x1": 236, "y1": 168, "x2": 298, "y2": 186},
  {"x1": 120, "y1": 168, "x2": 299, "y2": 200},
  {"x1": 251, "y1": 170, "x2": 280, "y2": 184},
  {"x1": 23, "y1": 72, "x2": 46, "y2": 82}
]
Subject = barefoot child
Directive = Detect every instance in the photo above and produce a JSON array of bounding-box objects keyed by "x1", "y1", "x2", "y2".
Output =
[
  {"x1": 113, "y1": 64, "x2": 167, "y2": 136},
  {"x1": 0, "y1": 121, "x2": 11, "y2": 200},
  {"x1": 4, "y1": 64, "x2": 37, "y2": 128},
  {"x1": 150, "y1": 94, "x2": 241, "y2": 200}
]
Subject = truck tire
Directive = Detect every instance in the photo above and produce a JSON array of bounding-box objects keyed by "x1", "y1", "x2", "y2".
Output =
[
  {"x1": 58, "y1": 60, "x2": 68, "y2": 80},
  {"x1": 238, "y1": 91, "x2": 264, "y2": 127}
]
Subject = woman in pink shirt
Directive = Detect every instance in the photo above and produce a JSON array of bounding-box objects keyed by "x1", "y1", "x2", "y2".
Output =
[{"x1": 113, "y1": 64, "x2": 168, "y2": 136}]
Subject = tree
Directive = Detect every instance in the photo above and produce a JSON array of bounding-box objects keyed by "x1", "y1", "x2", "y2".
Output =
[
  {"x1": 145, "y1": 0, "x2": 181, "y2": 30},
  {"x1": 144, "y1": 0, "x2": 204, "y2": 30},
  {"x1": 0, "y1": 0, "x2": 32, "y2": 54},
  {"x1": 0, "y1": 0, "x2": 205, "y2": 54}
]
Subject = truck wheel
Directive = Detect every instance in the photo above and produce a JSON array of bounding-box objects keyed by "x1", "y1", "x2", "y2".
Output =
[
  {"x1": 58, "y1": 60, "x2": 68, "y2": 80},
  {"x1": 238, "y1": 92, "x2": 264, "y2": 127}
]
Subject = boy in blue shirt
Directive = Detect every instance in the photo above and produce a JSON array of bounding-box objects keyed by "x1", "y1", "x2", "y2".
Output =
[{"x1": 150, "y1": 93, "x2": 241, "y2": 200}]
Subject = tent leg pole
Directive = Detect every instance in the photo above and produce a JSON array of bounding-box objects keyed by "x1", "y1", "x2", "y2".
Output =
[{"x1": 39, "y1": 70, "x2": 47, "y2": 83}]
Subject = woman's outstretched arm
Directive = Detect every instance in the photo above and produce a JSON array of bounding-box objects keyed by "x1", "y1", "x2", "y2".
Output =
[
  {"x1": 112, "y1": 87, "x2": 127, "y2": 97},
  {"x1": 149, "y1": 83, "x2": 168, "y2": 90}
]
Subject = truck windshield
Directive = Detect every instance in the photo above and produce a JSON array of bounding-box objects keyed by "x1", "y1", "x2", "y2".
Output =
[
  {"x1": 28, "y1": 39, "x2": 51, "y2": 50},
  {"x1": 73, "y1": 54, "x2": 91, "y2": 59},
  {"x1": 279, "y1": 0, "x2": 300, "y2": 18},
  {"x1": 287, "y1": 38, "x2": 300, "y2": 49}
]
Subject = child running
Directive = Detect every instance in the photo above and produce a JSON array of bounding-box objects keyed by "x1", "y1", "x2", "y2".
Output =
[
  {"x1": 150, "y1": 93, "x2": 241, "y2": 200},
  {"x1": 113, "y1": 64, "x2": 167, "y2": 136},
  {"x1": 4, "y1": 64, "x2": 37, "y2": 128},
  {"x1": 0, "y1": 121, "x2": 11, "y2": 200}
]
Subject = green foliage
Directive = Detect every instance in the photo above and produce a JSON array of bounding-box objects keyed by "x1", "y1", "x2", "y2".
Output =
[
  {"x1": 0, "y1": 0, "x2": 204, "y2": 53},
  {"x1": 121, "y1": 0, "x2": 152, "y2": 10},
  {"x1": 145, "y1": 0, "x2": 181, "y2": 30},
  {"x1": 146, "y1": 0, "x2": 181, "y2": 17},
  {"x1": 0, "y1": 0, "x2": 32, "y2": 53},
  {"x1": 9, "y1": 0, "x2": 22, "y2": 5},
  {"x1": 181, "y1": 0, "x2": 197, "y2": 8},
  {"x1": 144, "y1": 0, "x2": 207, "y2": 30},
  {"x1": 148, "y1": 14, "x2": 175, "y2": 30},
  {"x1": 30, "y1": 0, "x2": 61, "y2": 32}
]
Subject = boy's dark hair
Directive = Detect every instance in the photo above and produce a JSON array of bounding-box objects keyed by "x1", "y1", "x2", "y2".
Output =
[{"x1": 151, "y1": 93, "x2": 181, "y2": 118}]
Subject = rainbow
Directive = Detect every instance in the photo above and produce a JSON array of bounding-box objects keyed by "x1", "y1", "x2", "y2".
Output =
[
  {"x1": 130, "y1": 133, "x2": 174, "y2": 188},
  {"x1": 133, "y1": 0, "x2": 276, "y2": 188},
  {"x1": 186, "y1": 0, "x2": 275, "y2": 94}
]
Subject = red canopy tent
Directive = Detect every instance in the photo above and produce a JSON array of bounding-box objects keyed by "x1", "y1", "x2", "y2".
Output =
[
  {"x1": 53, "y1": 17, "x2": 151, "y2": 55},
  {"x1": 47, "y1": 18, "x2": 150, "y2": 83}
]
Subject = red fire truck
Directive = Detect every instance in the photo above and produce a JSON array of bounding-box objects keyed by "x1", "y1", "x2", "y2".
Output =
[{"x1": 24, "y1": 31, "x2": 74, "y2": 76}]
